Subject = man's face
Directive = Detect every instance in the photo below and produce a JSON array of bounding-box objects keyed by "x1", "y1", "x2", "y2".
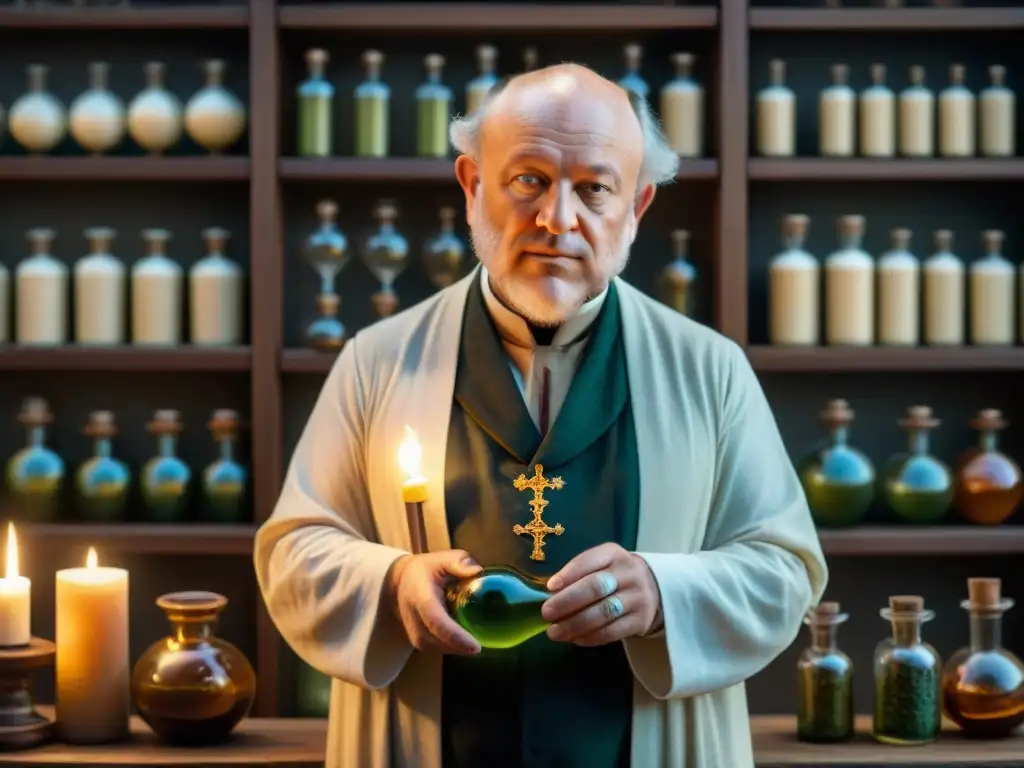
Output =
[{"x1": 455, "y1": 72, "x2": 655, "y2": 327}]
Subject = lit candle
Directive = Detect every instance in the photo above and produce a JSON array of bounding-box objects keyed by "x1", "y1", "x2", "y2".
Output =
[
  {"x1": 0, "y1": 522, "x2": 31, "y2": 647},
  {"x1": 397, "y1": 425, "x2": 428, "y2": 554},
  {"x1": 55, "y1": 547, "x2": 130, "y2": 744}
]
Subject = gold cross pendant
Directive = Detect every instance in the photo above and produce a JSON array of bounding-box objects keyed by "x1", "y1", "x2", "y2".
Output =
[{"x1": 512, "y1": 464, "x2": 565, "y2": 561}]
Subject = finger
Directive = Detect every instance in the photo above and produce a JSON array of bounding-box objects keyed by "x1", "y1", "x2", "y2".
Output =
[
  {"x1": 542, "y1": 569, "x2": 619, "y2": 622},
  {"x1": 418, "y1": 595, "x2": 481, "y2": 655},
  {"x1": 573, "y1": 614, "x2": 646, "y2": 648},
  {"x1": 440, "y1": 551, "x2": 483, "y2": 580},
  {"x1": 547, "y1": 543, "x2": 620, "y2": 591},
  {"x1": 548, "y1": 591, "x2": 630, "y2": 642}
]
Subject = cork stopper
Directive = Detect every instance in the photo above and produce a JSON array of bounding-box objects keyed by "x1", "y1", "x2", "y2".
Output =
[
  {"x1": 949, "y1": 63, "x2": 966, "y2": 86},
  {"x1": 208, "y1": 408, "x2": 240, "y2": 436},
  {"x1": 142, "y1": 228, "x2": 171, "y2": 253},
  {"x1": 144, "y1": 61, "x2": 165, "y2": 87},
  {"x1": 870, "y1": 63, "x2": 887, "y2": 85},
  {"x1": 362, "y1": 50, "x2": 384, "y2": 75},
  {"x1": 900, "y1": 405, "x2": 940, "y2": 430},
  {"x1": 830, "y1": 63, "x2": 848, "y2": 85},
  {"x1": 523, "y1": 47, "x2": 538, "y2": 72},
  {"x1": 202, "y1": 226, "x2": 230, "y2": 252},
  {"x1": 671, "y1": 52, "x2": 695, "y2": 78},
  {"x1": 889, "y1": 595, "x2": 925, "y2": 613},
  {"x1": 623, "y1": 43, "x2": 643, "y2": 70},
  {"x1": 968, "y1": 577, "x2": 1001, "y2": 609},
  {"x1": 147, "y1": 409, "x2": 182, "y2": 435},
  {"x1": 26, "y1": 227, "x2": 55, "y2": 253},
  {"x1": 989, "y1": 65, "x2": 1006, "y2": 86},
  {"x1": 671, "y1": 229, "x2": 690, "y2": 260},
  {"x1": 374, "y1": 200, "x2": 398, "y2": 223},
  {"x1": 890, "y1": 228, "x2": 911, "y2": 250},
  {"x1": 17, "y1": 397, "x2": 53, "y2": 426},
  {"x1": 782, "y1": 214, "x2": 809, "y2": 242},
  {"x1": 982, "y1": 229, "x2": 1004, "y2": 254},
  {"x1": 476, "y1": 44, "x2": 497, "y2": 73},
  {"x1": 85, "y1": 226, "x2": 116, "y2": 252},
  {"x1": 768, "y1": 59, "x2": 786, "y2": 86},
  {"x1": 970, "y1": 408, "x2": 1006, "y2": 432},
  {"x1": 837, "y1": 215, "x2": 865, "y2": 240},
  {"x1": 820, "y1": 399, "x2": 854, "y2": 427},
  {"x1": 909, "y1": 65, "x2": 926, "y2": 86},
  {"x1": 815, "y1": 601, "x2": 841, "y2": 615},
  {"x1": 316, "y1": 292, "x2": 340, "y2": 316},
  {"x1": 316, "y1": 199, "x2": 338, "y2": 223},
  {"x1": 934, "y1": 229, "x2": 953, "y2": 252},
  {"x1": 83, "y1": 410, "x2": 117, "y2": 438},
  {"x1": 424, "y1": 53, "x2": 445, "y2": 76},
  {"x1": 305, "y1": 48, "x2": 329, "y2": 68}
]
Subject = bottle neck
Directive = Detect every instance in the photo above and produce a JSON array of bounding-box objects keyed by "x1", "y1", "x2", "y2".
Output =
[
  {"x1": 158, "y1": 434, "x2": 177, "y2": 457},
  {"x1": 27, "y1": 426, "x2": 44, "y2": 448},
  {"x1": 969, "y1": 611, "x2": 1003, "y2": 652},
  {"x1": 365, "y1": 63, "x2": 381, "y2": 82},
  {"x1": 219, "y1": 435, "x2": 235, "y2": 462},
  {"x1": 829, "y1": 424, "x2": 848, "y2": 447},
  {"x1": 979, "y1": 430, "x2": 997, "y2": 453},
  {"x1": 94, "y1": 437, "x2": 111, "y2": 459},
  {"x1": 891, "y1": 616, "x2": 923, "y2": 646},
  {"x1": 908, "y1": 428, "x2": 929, "y2": 455},
  {"x1": 810, "y1": 623, "x2": 838, "y2": 653},
  {"x1": 172, "y1": 617, "x2": 215, "y2": 644}
]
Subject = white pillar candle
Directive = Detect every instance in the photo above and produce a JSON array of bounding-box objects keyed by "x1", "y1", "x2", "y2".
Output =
[
  {"x1": 55, "y1": 547, "x2": 130, "y2": 744},
  {"x1": 0, "y1": 522, "x2": 31, "y2": 647}
]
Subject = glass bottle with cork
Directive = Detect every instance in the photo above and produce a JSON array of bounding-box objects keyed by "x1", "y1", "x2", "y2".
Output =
[
  {"x1": 756, "y1": 59, "x2": 796, "y2": 157},
  {"x1": 939, "y1": 64, "x2": 975, "y2": 157},
  {"x1": 422, "y1": 206, "x2": 466, "y2": 290},
  {"x1": 296, "y1": 48, "x2": 334, "y2": 158},
  {"x1": 303, "y1": 199, "x2": 349, "y2": 350},
  {"x1": 141, "y1": 409, "x2": 191, "y2": 523},
  {"x1": 883, "y1": 405, "x2": 953, "y2": 523},
  {"x1": 876, "y1": 228, "x2": 919, "y2": 347},
  {"x1": 617, "y1": 43, "x2": 648, "y2": 99},
  {"x1": 416, "y1": 54, "x2": 451, "y2": 158},
  {"x1": 465, "y1": 45, "x2": 498, "y2": 116},
  {"x1": 922, "y1": 229, "x2": 964, "y2": 346},
  {"x1": 201, "y1": 409, "x2": 246, "y2": 524},
  {"x1": 825, "y1": 214, "x2": 874, "y2": 346},
  {"x1": 354, "y1": 50, "x2": 389, "y2": 158},
  {"x1": 899, "y1": 65, "x2": 934, "y2": 157},
  {"x1": 979, "y1": 65, "x2": 1015, "y2": 158},
  {"x1": 656, "y1": 229, "x2": 698, "y2": 317},
  {"x1": 5, "y1": 396, "x2": 64, "y2": 522},
  {"x1": 361, "y1": 200, "x2": 409, "y2": 319},
  {"x1": 796, "y1": 601, "x2": 855, "y2": 743},
  {"x1": 859, "y1": 63, "x2": 895, "y2": 158},
  {"x1": 819, "y1": 63, "x2": 855, "y2": 157},
  {"x1": 953, "y1": 409, "x2": 1022, "y2": 525},
  {"x1": 75, "y1": 410, "x2": 130, "y2": 522},
  {"x1": 660, "y1": 53, "x2": 703, "y2": 158},
  {"x1": 969, "y1": 229, "x2": 1014, "y2": 346},
  {"x1": 190, "y1": 226, "x2": 244, "y2": 347},
  {"x1": 768, "y1": 214, "x2": 819, "y2": 346}
]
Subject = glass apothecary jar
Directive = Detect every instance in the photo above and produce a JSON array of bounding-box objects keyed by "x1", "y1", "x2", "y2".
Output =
[
  {"x1": 796, "y1": 601, "x2": 854, "y2": 743},
  {"x1": 201, "y1": 409, "x2": 246, "y2": 524},
  {"x1": 75, "y1": 410, "x2": 130, "y2": 522},
  {"x1": 141, "y1": 409, "x2": 191, "y2": 522},
  {"x1": 954, "y1": 409, "x2": 1022, "y2": 525},
  {"x1": 5, "y1": 396, "x2": 64, "y2": 522},
  {"x1": 883, "y1": 406, "x2": 953, "y2": 523}
]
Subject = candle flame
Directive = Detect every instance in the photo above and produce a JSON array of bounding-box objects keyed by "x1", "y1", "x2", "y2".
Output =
[
  {"x1": 86, "y1": 547, "x2": 98, "y2": 569},
  {"x1": 397, "y1": 425, "x2": 423, "y2": 479},
  {"x1": 4, "y1": 522, "x2": 18, "y2": 580}
]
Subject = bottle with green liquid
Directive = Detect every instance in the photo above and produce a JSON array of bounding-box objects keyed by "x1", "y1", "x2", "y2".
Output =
[
  {"x1": 465, "y1": 44, "x2": 498, "y2": 116},
  {"x1": 446, "y1": 565, "x2": 553, "y2": 649},
  {"x1": 6, "y1": 397, "x2": 64, "y2": 522},
  {"x1": 76, "y1": 411, "x2": 130, "y2": 522},
  {"x1": 884, "y1": 405, "x2": 953, "y2": 523},
  {"x1": 354, "y1": 50, "x2": 388, "y2": 158},
  {"x1": 417, "y1": 54, "x2": 451, "y2": 158},
  {"x1": 296, "y1": 48, "x2": 333, "y2": 158}
]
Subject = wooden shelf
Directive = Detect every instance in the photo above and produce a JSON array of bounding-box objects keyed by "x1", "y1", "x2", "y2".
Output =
[
  {"x1": 279, "y1": 157, "x2": 719, "y2": 182},
  {"x1": 16, "y1": 524, "x2": 256, "y2": 556},
  {"x1": 278, "y1": 3, "x2": 718, "y2": 30},
  {"x1": 747, "y1": 346, "x2": 1024, "y2": 372},
  {"x1": 0, "y1": 346, "x2": 252, "y2": 373},
  {"x1": 281, "y1": 348, "x2": 337, "y2": 374},
  {"x1": 0, "y1": 4, "x2": 249, "y2": 29},
  {"x1": 0, "y1": 157, "x2": 250, "y2": 182},
  {"x1": 748, "y1": 158, "x2": 1024, "y2": 181},
  {"x1": 749, "y1": 6, "x2": 1024, "y2": 30},
  {"x1": 817, "y1": 526, "x2": 1024, "y2": 556}
]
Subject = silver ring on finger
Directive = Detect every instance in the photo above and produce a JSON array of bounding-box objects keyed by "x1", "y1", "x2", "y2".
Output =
[
  {"x1": 596, "y1": 571, "x2": 619, "y2": 597},
  {"x1": 602, "y1": 595, "x2": 625, "y2": 620}
]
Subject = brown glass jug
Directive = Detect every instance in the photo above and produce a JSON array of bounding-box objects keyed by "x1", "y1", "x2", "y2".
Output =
[{"x1": 953, "y1": 409, "x2": 1022, "y2": 525}]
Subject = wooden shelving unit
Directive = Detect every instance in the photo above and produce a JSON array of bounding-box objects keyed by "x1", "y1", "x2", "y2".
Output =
[
  {"x1": 0, "y1": 346, "x2": 252, "y2": 372},
  {"x1": 747, "y1": 346, "x2": 1024, "y2": 372},
  {"x1": 0, "y1": 157, "x2": 250, "y2": 182},
  {"x1": 748, "y1": 158, "x2": 1024, "y2": 181}
]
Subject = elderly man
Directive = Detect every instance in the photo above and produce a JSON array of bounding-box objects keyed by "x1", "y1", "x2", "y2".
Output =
[{"x1": 255, "y1": 63, "x2": 827, "y2": 768}]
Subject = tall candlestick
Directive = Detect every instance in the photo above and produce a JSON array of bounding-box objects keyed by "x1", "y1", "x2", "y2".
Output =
[
  {"x1": 0, "y1": 522, "x2": 30, "y2": 647},
  {"x1": 397, "y1": 425, "x2": 428, "y2": 554},
  {"x1": 55, "y1": 547, "x2": 129, "y2": 744}
]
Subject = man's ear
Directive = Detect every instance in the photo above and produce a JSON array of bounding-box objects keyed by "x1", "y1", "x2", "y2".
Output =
[
  {"x1": 454, "y1": 155, "x2": 481, "y2": 221},
  {"x1": 633, "y1": 183, "x2": 656, "y2": 224}
]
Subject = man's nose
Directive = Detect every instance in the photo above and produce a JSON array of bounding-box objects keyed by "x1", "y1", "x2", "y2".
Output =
[{"x1": 535, "y1": 180, "x2": 579, "y2": 235}]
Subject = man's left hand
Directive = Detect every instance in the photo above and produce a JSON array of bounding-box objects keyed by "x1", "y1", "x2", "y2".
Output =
[{"x1": 541, "y1": 543, "x2": 661, "y2": 646}]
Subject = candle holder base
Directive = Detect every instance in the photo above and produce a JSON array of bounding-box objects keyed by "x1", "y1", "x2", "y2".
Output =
[{"x1": 0, "y1": 637, "x2": 55, "y2": 751}]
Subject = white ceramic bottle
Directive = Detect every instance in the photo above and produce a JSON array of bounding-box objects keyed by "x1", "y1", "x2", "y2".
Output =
[
  {"x1": 979, "y1": 65, "x2": 1015, "y2": 158},
  {"x1": 899, "y1": 65, "x2": 934, "y2": 157},
  {"x1": 876, "y1": 228, "x2": 919, "y2": 346},
  {"x1": 190, "y1": 227, "x2": 244, "y2": 346},
  {"x1": 8, "y1": 64, "x2": 66, "y2": 154},
  {"x1": 184, "y1": 59, "x2": 246, "y2": 154},
  {"x1": 74, "y1": 227, "x2": 125, "y2": 345},
  {"x1": 820, "y1": 63, "x2": 855, "y2": 157},
  {"x1": 970, "y1": 230, "x2": 1014, "y2": 346},
  {"x1": 825, "y1": 215, "x2": 874, "y2": 346},
  {"x1": 69, "y1": 61, "x2": 125, "y2": 155},
  {"x1": 939, "y1": 64, "x2": 975, "y2": 157},
  {"x1": 922, "y1": 230, "x2": 964, "y2": 346},
  {"x1": 131, "y1": 229, "x2": 182, "y2": 345},
  {"x1": 127, "y1": 62, "x2": 184, "y2": 155},
  {"x1": 661, "y1": 52, "x2": 704, "y2": 158},
  {"x1": 769, "y1": 213, "x2": 819, "y2": 346},
  {"x1": 16, "y1": 228, "x2": 68, "y2": 345},
  {"x1": 860, "y1": 63, "x2": 896, "y2": 157},
  {"x1": 757, "y1": 59, "x2": 796, "y2": 157}
]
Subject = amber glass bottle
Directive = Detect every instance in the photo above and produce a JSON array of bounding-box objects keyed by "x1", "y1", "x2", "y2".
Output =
[{"x1": 953, "y1": 409, "x2": 1022, "y2": 525}]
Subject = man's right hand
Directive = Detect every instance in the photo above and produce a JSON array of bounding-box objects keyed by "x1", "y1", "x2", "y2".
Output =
[{"x1": 385, "y1": 550, "x2": 483, "y2": 656}]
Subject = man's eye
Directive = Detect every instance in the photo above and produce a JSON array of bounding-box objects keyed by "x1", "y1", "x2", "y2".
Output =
[
  {"x1": 514, "y1": 174, "x2": 541, "y2": 186},
  {"x1": 581, "y1": 183, "x2": 610, "y2": 195}
]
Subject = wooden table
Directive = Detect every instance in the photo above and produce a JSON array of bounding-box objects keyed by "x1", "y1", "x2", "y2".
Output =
[{"x1": 2, "y1": 711, "x2": 1022, "y2": 766}]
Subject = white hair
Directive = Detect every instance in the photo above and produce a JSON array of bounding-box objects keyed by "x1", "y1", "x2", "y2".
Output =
[{"x1": 449, "y1": 72, "x2": 680, "y2": 190}]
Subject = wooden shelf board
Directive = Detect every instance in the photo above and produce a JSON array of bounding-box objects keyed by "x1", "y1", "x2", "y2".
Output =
[
  {"x1": 0, "y1": 5, "x2": 249, "y2": 29},
  {"x1": 747, "y1": 345, "x2": 1024, "y2": 372},
  {"x1": 16, "y1": 524, "x2": 256, "y2": 556},
  {"x1": 281, "y1": 348, "x2": 337, "y2": 374},
  {"x1": 0, "y1": 346, "x2": 252, "y2": 372},
  {"x1": 750, "y1": 6, "x2": 1024, "y2": 30},
  {"x1": 279, "y1": 157, "x2": 718, "y2": 182},
  {"x1": 749, "y1": 158, "x2": 1024, "y2": 181},
  {"x1": 278, "y1": 3, "x2": 718, "y2": 30},
  {"x1": 0, "y1": 157, "x2": 250, "y2": 182},
  {"x1": 817, "y1": 526, "x2": 1024, "y2": 556}
]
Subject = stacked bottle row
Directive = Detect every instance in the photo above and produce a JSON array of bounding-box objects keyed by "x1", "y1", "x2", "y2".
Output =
[
  {"x1": 0, "y1": 226, "x2": 244, "y2": 346},
  {"x1": 769, "y1": 215, "x2": 1023, "y2": 348},
  {"x1": 797, "y1": 579, "x2": 1024, "y2": 745},
  {"x1": 799, "y1": 400, "x2": 1021, "y2": 528},
  {"x1": 756, "y1": 61, "x2": 1016, "y2": 158},
  {"x1": 0, "y1": 61, "x2": 245, "y2": 156},
  {"x1": 295, "y1": 44, "x2": 705, "y2": 159},
  {"x1": 5, "y1": 397, "x2": 247, "y2": 524}
]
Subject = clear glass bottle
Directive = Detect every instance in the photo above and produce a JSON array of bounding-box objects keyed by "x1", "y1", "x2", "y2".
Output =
[
  {"x1": 422, "y1": 206, "x2": 466, "y2": 289},
  {"x1": 798, "y1": 399, "x2": 875, "y2": 528},
  {"x1": 970, "y1": 229, "x2": 1014, "y2": 346},
  {"x1": 939, "y1": 64, "x2": 975, "y2": 157},
  {"x1": 75, "y1": 226, "x2": 125, "y2": 346},
  {"x1": 446, "y1": 565, "x2": 552, "y2": 649},
  {"x1": 979, "y1": 65, "x2": 1015, "y2": 158},
  {"x1": 953, "y1": 409, "x2": 1023, "y2": 526},
  {"x1": 923, "y1": 229, "x2": 965, "y2": 346},
  {"x1": 127, "y1": 61, "x2": 183, "y2": 156},
  {"x1": 769, "y1": 214, "x2": 819, "y2": 346},
  {"x1": 302, "y1": 199, "x2": 348, "y2": 348},
  {"x1": 819, "y1": 63, "x2": 855, "y2": 157},
  {"x1": 68, "y1": 61, "x2": 126, "y2": 156},
  {"x1": 873, "y1": 595, "x2": 942, "y2": 745},
  {"x1": 656, "y1": 229, "x2": 698, "y2": 317},
  {"x1": 131, "y1": 228, "x2": 182, "y2": 346},
  {"x1": 796, "y1": 601, "x2": 855, "y2": 743},
  {"x1": 354, "y1": 50, "x2": 389, "y2": 158},
  {"x1": 825, "y1": 215, "x2": 874, "y2": 346},
  {"x1": 201, "y1": 409, "x2": 246, "y2": 524},
  {"x1": 190, "y1": 227, "x2": 244, "y2": 346},
  {"x1": 416, "y1": 54, "x2": 451, "y2": 158},
  {"x1": 466, "y1": 44, "x2": 498, "y2": 116},
  {"x1": 16, "y1": 227, "x2": 68, "y2": 346},
  {"x1": 184, "y1": 59, "x2": 246, "y2": 155},
  {"x1": 8, "y1": 64, "x2": 67, "y2": 155},
  {"x1": 860, "y1": 63, "x2": 895, "y2": 157},
  {"x1": 877, "y1": 228, "x2": 919, "y2": 346},
  {"x1": 660, "y1": 53, "x2": 703, "y2": 158},
  {"x1": 5, "y1": 397, "x2": 64, "y2": 522},
  {"x1": 141, "y1": 409, "x2": 191, "y2": 523},
  {"x1": 942, "y1": 578, "x2": 1024, "y2": 738},
  {"x1": 884, "y1": 406, "x2": 953, "y2": 523},
  {"x1": 362, "y1": 201, "x2": 409, "y2": 318},
  {"x1": 757, "y1": 59, "x2": 796, "y2": 157},
  {"x1": 296, "y1": 48, "x2": 333, "y2": 158},
  {"x1": 75, "y1": 410, "x2": 130, "y2": 522},
  {"x1": 899, "y1": 65, "x2": 934, "y2": 157},
  {"x1": 618, "y1": 43, "x2": 648, "y2": 99}
]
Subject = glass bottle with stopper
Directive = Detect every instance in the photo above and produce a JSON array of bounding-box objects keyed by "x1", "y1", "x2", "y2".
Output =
[
  {"x1": 422, "y1": 206, "x2": 466, "y2": 289},
  {"x1": 16, "y1": 227, "x2": 68, "y2": 346},
  {"x1": 922, "y1": 229, "x2": 964, "y2": 346},
  {"x1": 876, "y1": 228, "x2": 919, "y2": 347},
  {"x1": 68, "y1": 61, "x2": 125, "y2": 156},
  {"x1": 970, "y1": 229, "x2": 1014, "y2": 346},
  {"x1": 938, "y1": 64, "x2": 975, "y2": 158},
  {"x1": 416, "y1": 54, "x2": 451, "y2": 158},
  {"x1": 942, "y1": 577, "x2": 1024, "y2": 738},
  {"x1": 5, "y1": 397, "x2": 64, "y2": 522},
  {"x1": 859, "y1": 63, "x2": 896, "y2": 158},
  {"x1": 884, "y1": 406, "x2": 953, "y2": 523},
  {"x1": 796, "y1": 601, "x2": 854, "y2": 743},
  {"x1": 303, "y1": 199, "x2": 349, "y2": 350},
  {"x1": 798, "y1": 399, "x2": 875, "y2": 528},
  {"x1": 201, "y1": 409, "x2": 246, "y2": 523},
  {"x1": 825, "y1": 214, "x2": 874, "y2": 347},
  {"x1": 466, "y1": 45, "x2": 498, "y2": 115},
  {"x1": 361, "y1": 200, "x2": 409, "y2": 318},
  {"x1": 8, "y1": 64, "x2": 66, "y2": 155},
  {"x1": 756, "y1": 59, "x2": 796, "y2": 157},
  {"x1": 899, "y1": 65, "x2": 934, "y2": 157},
  {"x1": 979, "y1": 65, "x2": 1015, "y2": 158},
  {"x1": 141, "y1": 409, "x2": 191, "y2": 523},
  {"x1": 75, "y1": 410, "x2": 130, "y2": 522},
  {"x1": 656, "y1": 229, "x2": 698, "y2": 317},
  {"x1": 75, "y1": 226, "x2": 126, "y2": 346},
  {"x1": 190, "y1": 226, "x2": 244, "y2": 346},
  {"x1": 618, "y1": 44, "x2": 648, "y2": 99},
  {"x1": 296, "y1": 48, "x2": 334, "y2": 158},
  {"x1": 769, "y1": 214, "x2": 819, "y2": 346},
  {"x1": 355, "y1": 50, "x2": 389, "y2": 158},
  {"x1": 819, "y1": 63, "x2": 854, "y2": 157},
  {"x1": 131, "y1": 228, "x2": 182, "y2": 346},
  {"x1": 953, "y1": 409, "x2": 1022, "y2": 525},
  {"x1": 660, "y1": 53, "x2": 703, "y2": 158}
]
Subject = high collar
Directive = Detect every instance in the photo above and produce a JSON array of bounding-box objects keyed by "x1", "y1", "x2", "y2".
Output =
[{"x1": 479, "y1": 266, "x2": 608, "y2": 349}]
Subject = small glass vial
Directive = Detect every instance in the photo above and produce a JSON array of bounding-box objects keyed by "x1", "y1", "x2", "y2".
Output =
[
  {"x1": 860, "y1": 63, "x2": 895, "y2": 157},
  {"x1": 618, "y1": 43, "x2": 648, "y2": 99},
  {"x1": 877, "y1": 228, "x2": 919, "y2": 346},
  {"x1": 296, "y1": 48, "x2": 334, "y2": 158},
  {"x1": 825, "y1": 215, "x2": 874, "y2": 346},
  {"x1": 769, "y1": 214, "x2": 819, "y2": 346},
  {"x1": 16, "y1": 227, "x2": 68, "y2": 346},
  {"x1": 970, "y1": 229, "x2": 1014, "y2": 346},
  {"x1": 939, "y1": 64, "x2": 975, "y2": 157},
  {"x1": 422, "y1": 206, "x2": 466, "y2": 289},
  {"x1": 5, "y1": 397, "x2": 64, "y2": 522},
  {"x1": 201, "y1": 409, "x2": 247, "y2": 524},
  {"x1": 657, "y1": 229, "x2": 698, "y2": 317},
  {"x1": 899, "y1": 65, "x2": 934, "y2": 157},
  {"x1": 141, "y1": 409, "x2": 192, "y2": 523},
  {"x1": 660, "y1": 53, "x2": 703, "y2": 158},
  {"x1": 354, "y1": 50, "x2": 389, "y2": 158},
  {"x1": 873, "y1": 595, "x2": 942, "y2": 746},
  {"x1": 190, "y1": 226, "x2": 244, "y2": 346},
  {"x1": 466, "y1": 45, "x2": 498, "y2": 116},
  {"x1": 76, "y1": 410, "x2": 130, "y2": 522},
  {"x1": 797, "y1": 602, "x2": 855, "y2": 743},
  {"x1": 757, "y1": 59, "x2": 796, "y2": 157},
  {"x1": 819, "y1": 63, "x2": 855, "y2": 157},
  {"x1": 131, "y1": 228, "x2": 182, "y2": 345},
  {"x1": 884, "y1": 406, "x2": 954, "y2": 523},
  {"x1": 923, "y1": 230, "x2": 964, "y2": 346},
  {"x1": 74, "y1": 226, "x2": 125, "y2": 345},
  {"x1": 979, "y1": 65, "x2": 1015, "y2": 158},
  {"x1": 416, "y1": 54, "x2": 452, "y2": 158}
]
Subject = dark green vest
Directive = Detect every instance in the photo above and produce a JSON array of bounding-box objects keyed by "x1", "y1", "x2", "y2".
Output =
[{"x1": 441, "y1": 275, "x2": 640, "y2": 768}]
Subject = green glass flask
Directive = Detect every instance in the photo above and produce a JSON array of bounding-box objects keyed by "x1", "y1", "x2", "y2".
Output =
[
  {"x1": 354, "y1": 50, "x2": 388, "y2": 158},
  {"x1": 796, "y1": 601, "x2": 855, "y2": 743},
  {"x1": 76, "y1": 410, "x2": 130, "y2": 522},
  {"x1": 416, "y1": 54, "x2": 451, "y2": 158},
  {"x1": 201, "y1": 409, "x2": 246, "y2": 523},
  {"x1": 6, "y1": 396, "x2": 64, "y2": 522},
  {"x1": 618, "y1": 43, "x2": 648, "y2": 99},
  {"x1": 798, "y1": 399, "x2": 875, "y2": 528},
  {"x1": 465, "y1": 44, "x2": 498, "y2": 115},
  {"x1": 884, "y1": 405, "x2": 953, "y2": 523},
  {"x1": 445, "y1": 565, "x2": 552, "y2": 650},
  {"x1": 422, "y1": 206, "x2": 466, "y2": 289},
  {"x1": 656, "y1": 229, "x2": 698, "y2": 316},
  {"x1": 296, "y1": 48, "x2": 333, "y2": 158},
  {"x1": 141, "y1": 409, "x2": 191, "y2": 522}
]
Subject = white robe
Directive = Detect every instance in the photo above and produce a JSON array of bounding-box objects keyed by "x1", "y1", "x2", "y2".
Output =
[{"x1": 254, "y1": 267, "x2": 828, "y2": 768}]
